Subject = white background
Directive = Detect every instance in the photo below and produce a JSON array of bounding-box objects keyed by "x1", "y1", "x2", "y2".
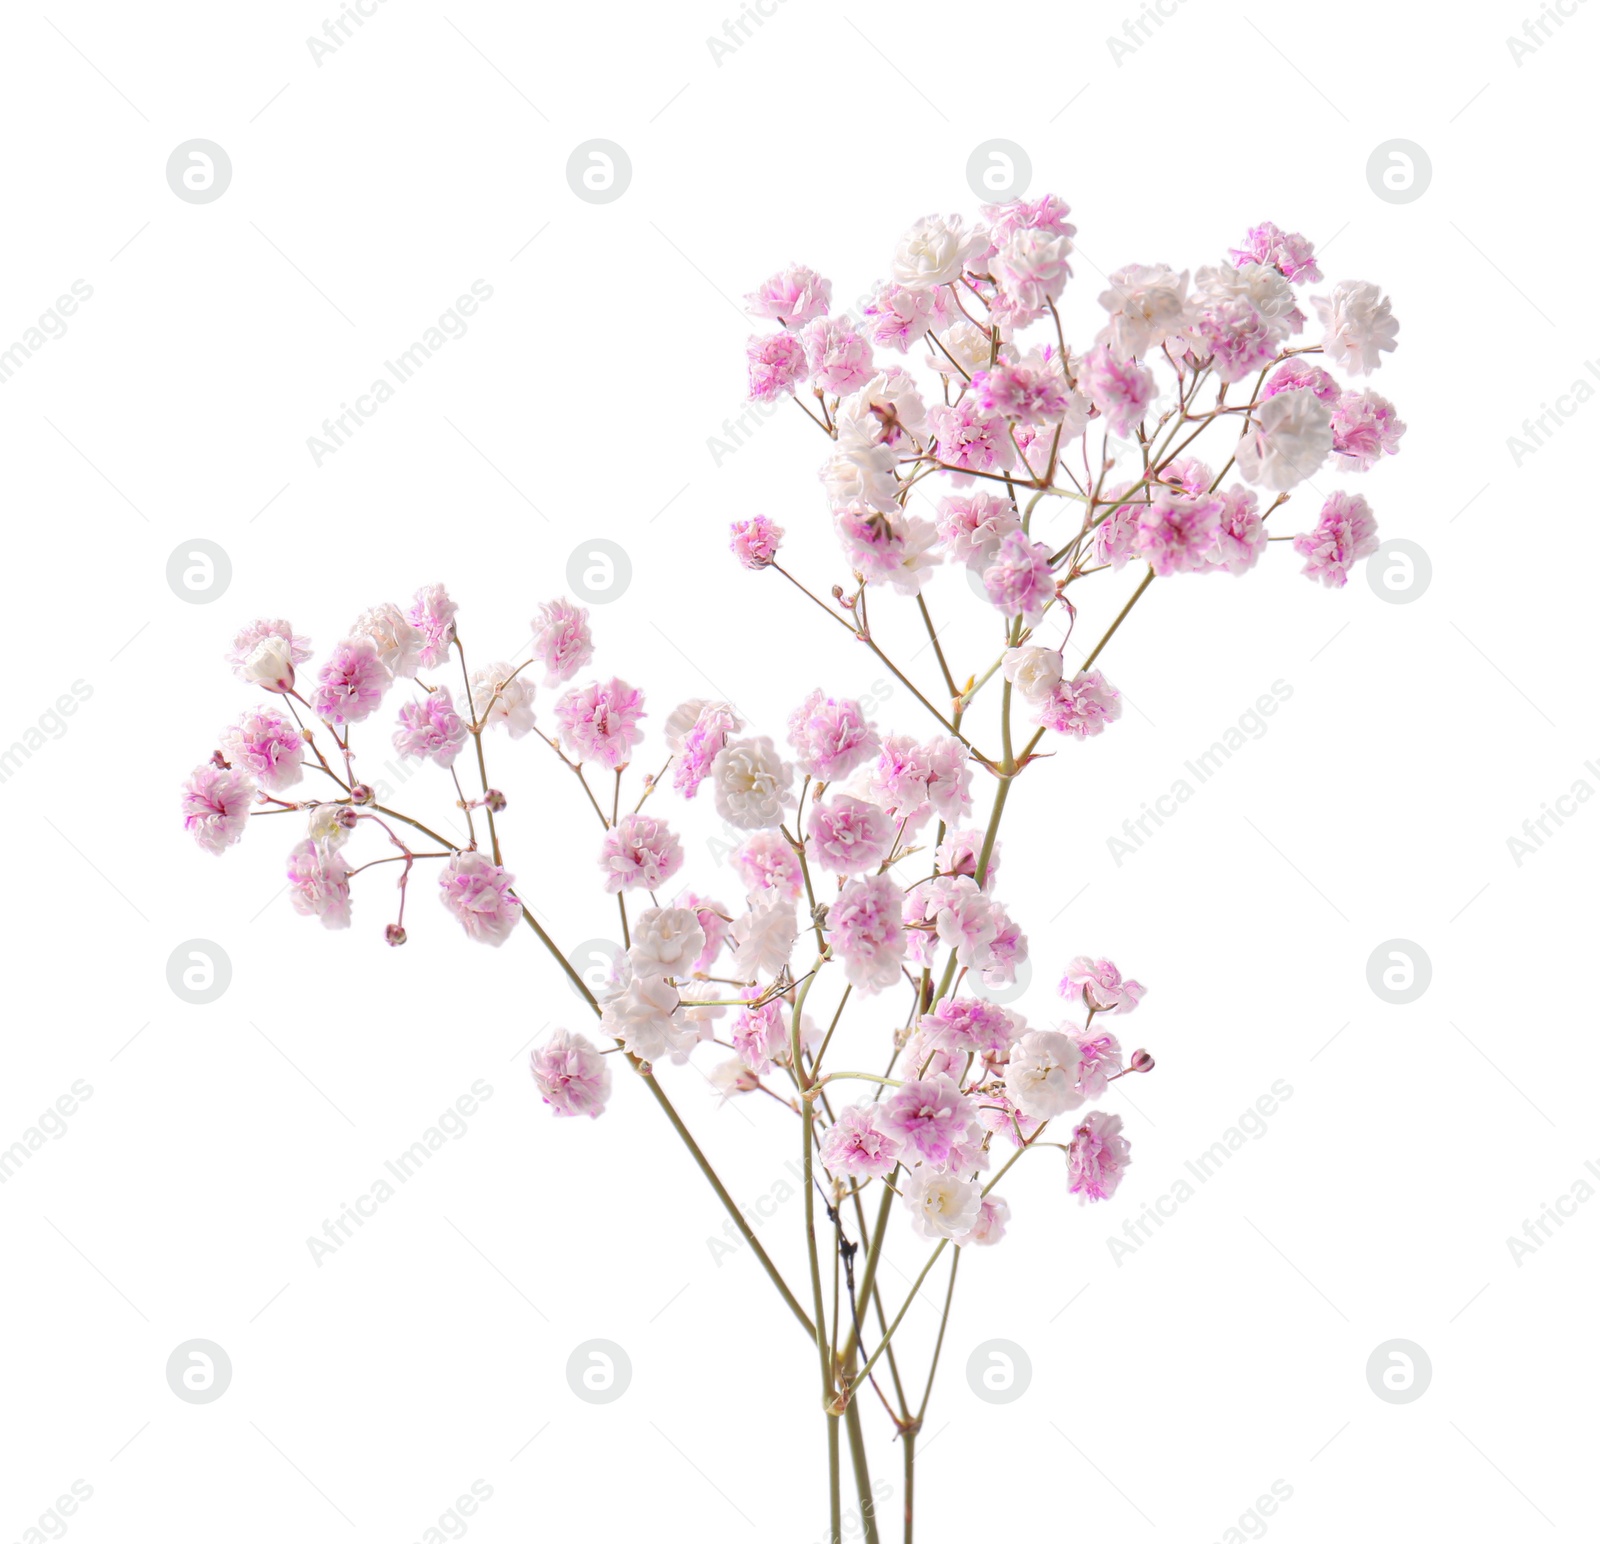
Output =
[{"x1": 2, "y1": 2, "x2": 1595, "y2": 1541}]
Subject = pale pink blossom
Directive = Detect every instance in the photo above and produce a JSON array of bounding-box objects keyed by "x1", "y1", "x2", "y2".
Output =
[
  {"x1": 935, "y1": 827, "x2": 1001, "y2": 887},
  {"x1": 628, "y1": 906, "x2": 707, "y2": 979},
  {"x1": 182, "y1": 764, "x2": 254, "y2": 854},
  {"x1": 730, "y1": 515, "x2": 784, "y2": 570},
  {"x1": 989, "y1": 227, "x2": 1073, "y2": 328},
  {"x1": 927, "y1": 398, "x2": 1016, "y2": 483},
  {"x1": 979, "y1": 907, "x2": 1028, "y2": 990},
  {"x1": 821, "y1": 444, "x2": 900, "y2": 512},
  {"x1": 1092, "y1": 491, "x2": 1143, "y2": 570},
  {"x1": 936, "y1": 490, "x2": 1021, "y2": 569},
  {"x1": 600, "y1": 963, "x2": 692, "y2": 1063},
  {"x1": 747, "y1": 330, "x2": 809, "y2": 401},
  {"x1": 599, "y1": 813, "x2": 683, "y2": 894},
  {"x1": 1330, "y1": 389, "x2": 1407, "y2": 472},
  {"x1": 219, "y1": 707, "x2": 304, "y2": 792},
  {"x1": 1234, "y1": 388, "x2": 1333, "y2": 492},
  {"x1": 835, "y1": 369, "x2": 929, "y2": 451},
  {"x1": 1263, "y1": 361, "x2": 1338, "y2": 403},
  {"x1": 958, "y1": 1195, "x2": 1010, "y2": 1247},
  {"x1": 674, "y1": 701, "x2": 742, "y2": 799},
  {"x1": 1061, "y1": 956, "x2": 1147, "y2": 1014},
  {"x1": 529, "y1": 1029, "x2": 613, "y2": 1118},
  {"x1": 918, "y1": 996, "x2": 1015, "y2": 1057},
  {"x1": 820, "y1": 1104, "x2": 903, "y2": 1180},
  {"x1": 1001, "y1": 646, "x2": 1063, "y2": 703},
  {"x1": 1230, "y1": 222, "x2": 1321, "y2": 284},
  {"x1": 731, "y1": 997, "x2": 789, "y2": 1075},
  {"x1": 556, "y1": 678, "x2": 646, "y2": 770},
  {"x1": 406, "y1": 584, "x2": 458, "y2": 669},
  {"x1": 745, "y1": 264, "x2": 832, "y2": 327},
  {"x1": 861, "y1": 281, "x2": 957, "y2": 351},
  {"x1": 1079, "y1": 344, "x2": 1156, "y2": 439},
  {"x1": 978, "y1": 193, "x2": 1077, "y2": 255},
  {"x1": 891, "y1": 214, "x2": 981, "y2": 290},
  {"x1": 1072, "y1": 1028, "x2": 1125, "y2": 1099},
  {"x1": 982, "y1": 529, "x2": 1057, "y2": 623},
  {"x1": 1066, "y1": 1110, "x2": 1131, "y2": 1202},
  {"x1": 1034, "y1": 671, "x2": 1122, "y2": 739},
  {"x1": 971, "y1": 346, "x2": 1073, "y2": 426},
  {"x1": 312, "y1": 638, "x2": 389, "y2": 725},
  {"x1": 978, "y1": 1090, "x2": 1045, "y2": 1148},
  {"x1": 1097, "y1": 263, "x2": 1189, "y2": 360},
  {"x1": 732, "y1": 830, "x2": 804, "y2": 901},
  {"x1": 834, "y1": 505, "x2": 943, "y2": 594},
  {"x1": 393, "y1": 688, "x2": 468, "y2": 767},
  {"x1": 801, "y1": 315, "x2": 873, "y2": 396},
  {"x1": 1293, "y1": 491, "x2": 1379, "y2": 588},
  {"x1": 787, "y1": 690, "x2": 880, "y2": 783},
  {"x1": 439, "y1": 851, "x2": 520, "y2": 945},
  {"x1": 865, "y1": 734, "x2": 932, "y2": 826},
  {"x1": 677, "y1": 891, "x2": 732, "y2": 975},
  {"x1": 529, "y1": 599, "x2": 593, "y2": 686},
  {"x1": 227, "y1": 619, "x2": 310, "y2": 691},
  {"x1": 730, "y1": 891, "x2": 798, "y2": 980},
  {"x1": 923, "y1": 737, "x2": 973, "y2": 824},
  {"x1": 828, "y1": 872, "x2": 906, "y2": 993},
  {"x1": 287, "y1": 836, "x2": 351, "y2": 928},
  {"x1": 351, "y1": 603, "x2": 424, "y2": 678},
  {"x1": 1209, "y1": 487, "x2": 1268, "y2": 576},
  {"x1": 807, "y1": 794, "x2": 895, "y2": 875}
]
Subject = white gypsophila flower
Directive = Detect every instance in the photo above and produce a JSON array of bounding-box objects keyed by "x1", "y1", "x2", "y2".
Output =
[
  {"x1": 990, "y1": 228, "x2": 1073, "y2": 323},
  {"x1": 927, "y1": 320, "x2": 994, "y2": 380},
  {"x1": 1004, "y1": 1029, "x2": 1085, "y2": 1120},
  {"x1": 834, "y1": 369, "x2": 929, "y2": 451},
  {"x1": 600, "y1": 970, "x2": 695, "y2": 1063},
  {"x1": 901, "y1": 1168, "x2": 983, "y2": 1241},
  {"x1": 957, "y1": 1194, "x2": 1010, "y2": 1247},
  {"x1": 240, "y1": 636, "x2": 296, "y2": 692},
  {"x1": 628, "y1": 906, "x2": 707, "y2": 980},
  {"x1": 820, "y1": 443, "x2": 900, "y2": 513},
  {"x1": 712, "y1": 736, "x2": 794, "y2": 829},
  {"x1": 1097, "y1": 263, "x2": 1190, "y2": 360},
  {"x1": 882, "y1": 515, "x2": 944, "y2": 597},
  {"x1": 1234, "y1": 388, "x2": 1334, "y2": 492},
  {"x1": 731, "y1": 891, "x2": 798, "y2": 981},
  {"x1": 676, "y1": 981, "x2": 730, "y2": 1028},
  {"x1": 1194, "y1": 262, "x2": 1298, "y2": 326},
  {"x1": 469, "y1": 662, "x2": 536, "y2": 739},
  {"x1": 1312, "y1": 279, "x2": 1399, "y2": 376},
  {"x1": 306, "y1": 803, "x2": 349, "y2": 852},
  {"x1": 1001, "y1": 646, "x2": 1065, "y2": 703},
  {"x1": 351, "y1": 603, "x2": 424, "y2": 678},
  {"x1": 892, "y1": 213, "x2": 981, "y2": 290}
]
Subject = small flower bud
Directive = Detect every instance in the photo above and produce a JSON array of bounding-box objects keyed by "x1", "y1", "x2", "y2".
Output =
[
  {"x1": 350, "y1": 783, "x2": 374, "y2": 805},
  {"x1": 385, "y1": 924, "x2": 407, "y2": 947},
  {"x1": 335, "y1": 806, "x2": 360, "y2": 829},
  {"x1": 1130, "y1": 1049, "x2": 1155, "y2": 1074},
  {"x1": 484, "y1": 789, "x2": 507, "y2": 813}
]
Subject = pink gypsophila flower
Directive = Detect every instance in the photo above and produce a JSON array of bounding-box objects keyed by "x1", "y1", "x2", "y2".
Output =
[
  {"x1": 787, "y1": 689, "x2": 880, "y2": 783},
  {"x1": 556, "y1": 678, "x2": 646, "y2": 770},
  {"x1": 919, "y1": 996, "x2": 1015, "y2": 1057},
  {"x1": 883, "y1": 1076, "x2": 975, "y2": 1168},
  {"x1": 1066, "y1": 1110, "x2": 1131, "y2": 1202},
  {"x1": 745, "y1": 264, "x2": 831, "y2": 327},
  {"x1": 927, "y1": 399, "x2": 1016, "y2": 483},
  {"x1": 971, "y1": 347, "x2": 1071, "y2": 426},
  {"x1": 801, "y1": 315, "x2": 873, "y2": 396},
  {"x1": 1135, "y1": 490, "x2": 1225, "y2": 576},
  {"x1": 731, "y1": 997, "x2": 789, "y2": 1075},
  {"x1": 834, "y1": 505, "x2": 941, "y2": 595},
  {"x1": 406, "y1": 583, "x2": 457, "y2": 670},
  {"x1": 982, "y1": 529, "x2": 1057, "y2": 623},
  {"x1": 599, "y1": 813, "x2": 683, "y2": 894},
  {"x1": 1312, "y1": 281, "x2": 1399, "y2": 375},
  {"x1": 393, "y1": 687, "x2": 469, "y2": 767},
  {"x1": 1073, "y1": 1028, "x2": 1125, "y2": 1099},
  {"x1": 1060, "y1": 955, "x2": 1147, "y2": 1013},
  {"x1": 820, "y1": 1104, "x2": 903, "y2": 1180},
  {"x1": 732, "y1": 830, "x2": 803, "y2": 902},
  {"x1": 861, "y1": 282, "x2": 956, "y2": 351},
  {"x1": 287, "y1": 837, "x2": 351, "y2": 927},
  {"x1": 807, "y1": 794, "x2": 895, "y2": 875},
  {"x1": 1209, "y1": 487, "x2": 1268, "y2": 575},
  {"x1": 1230, "y1": 222, "x2": 1321, "y2": 285},
  {"x1": 673, "y1": 701, "x2": 741, "y2": 799},
  {"x1": 936, "y1": 827, "x2": 1001, "y2": 887},
  {"x1": 439, "y1": 851, "x2": 520, "y2": 945},
  {"x1": 730, "y1": 515, "x2": 784, "y2": 570},
  {"x1": 959, "y1": 1195, "x2": 1010, "y2": 1246},
  {"x1": 923, "y1": 736, "x2": 973, "y2": 824},
  {"x1": 1263, "y1": 361, "x2": 1338, "y2": 403},
  {"x1": 182, "y1": 764, "x2": 254, "y2": 854},
  {"x1": 747, "y1": 330, "x2": 809, "y2": 402},
  {"x1": 1330, "y1": 389, "x2": 1406, "y2": 472},
  {"x1": 827, "y1": 872, "x2": 906, "y2": 993},
  {"x1": 219, "y1": 707, "x2": 303, "y2": 793},
  {"x1": 1293, "y1": 491, "x2": 1379, "y2": 588},
  {"x1": 529, "y1": 1029, "x2": 612, "y2": 1118},
  {"x1": 311, "y1": 638, "x2": 389, "y2": 725},
  {"x1": 1079, "y1": 345, "x2": 1156, "y2": 439},
  {"x1": 936, "y1": 490, "x2": 1021, "y2": 569},
  {"x1": 529, "y1": 599, "x2": 593, "y2": 686},
  {"x1": 227, "y1": 619, "x2": 311, "y2": 691},
  {"x1": 1035, "y1": 670, "x2": 1122, "y2": 739}
]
